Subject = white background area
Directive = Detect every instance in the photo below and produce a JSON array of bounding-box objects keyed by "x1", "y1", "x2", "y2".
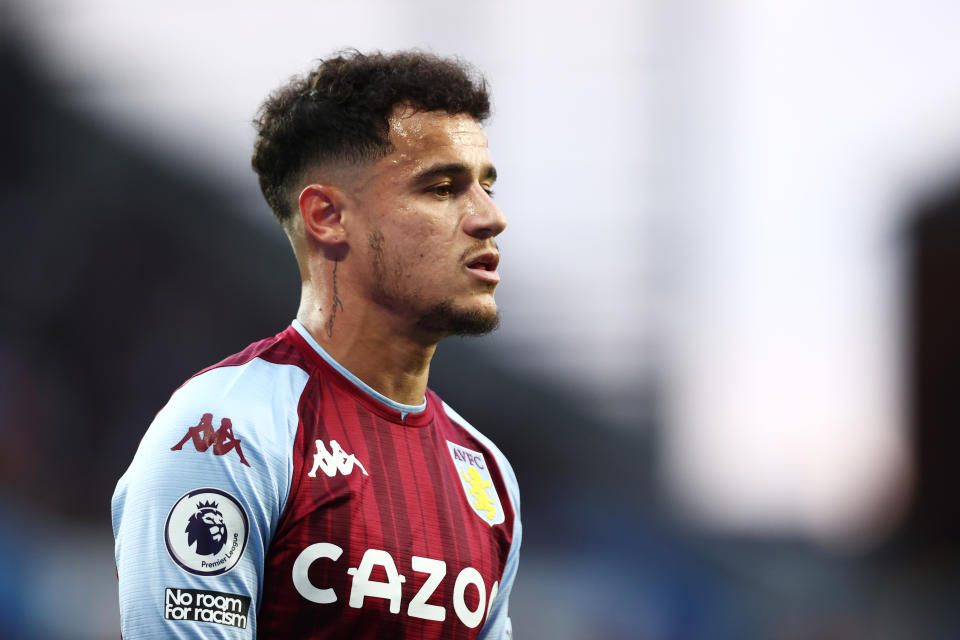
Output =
[{"x1": 11, "y1": 0, "x2": 960, "y2": 547}]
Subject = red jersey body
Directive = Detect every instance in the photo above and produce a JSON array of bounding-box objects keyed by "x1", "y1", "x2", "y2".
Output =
[{"x1": 112, "y1": 322, "x2": 521, "y2": 639}]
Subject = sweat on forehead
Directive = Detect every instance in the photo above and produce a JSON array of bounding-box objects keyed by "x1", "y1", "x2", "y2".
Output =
[{"x1": 388, "y1": 110, "x2": 488, "y2": 150}]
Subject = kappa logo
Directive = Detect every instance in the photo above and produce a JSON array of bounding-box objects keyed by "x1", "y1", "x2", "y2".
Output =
[
  {"x1": 447, "y1": 441, "x2": 505, "y2": 526},
  {"x1": 172, "y1": 413, "x2": 250, "y2": 467},
  {"x1": 307, "y1": 440, "x2": 369, "y2": 479}
]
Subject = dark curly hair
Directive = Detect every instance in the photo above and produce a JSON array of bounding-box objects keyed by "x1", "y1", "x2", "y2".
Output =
[{"x1": 251, "y1": 50, "x2": 492, "y2": 226}]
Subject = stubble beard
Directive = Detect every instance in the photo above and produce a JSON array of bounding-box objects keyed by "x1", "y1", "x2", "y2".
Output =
[
  {"x1": 415, "y1": 300, "x2": 501, "y2": 337},
  {"x1": 368, "y1": 230, "x2": 501, "y2": 338}
]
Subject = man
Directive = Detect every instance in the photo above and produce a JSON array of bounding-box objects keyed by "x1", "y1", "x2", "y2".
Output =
[{"x1": 111, "y1": 50, "x2": 520, "y2": 639}]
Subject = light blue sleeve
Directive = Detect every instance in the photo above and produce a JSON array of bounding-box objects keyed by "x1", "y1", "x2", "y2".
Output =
[
  {"x1": 111, "y1": 358, "x2": 308, "y2": 638},
  {"x1": 442, "y1": 402, "x2": 522, "y2": 640},
  {"x1": 478, "y1": 450, "x2": 521, "y2": 640}
]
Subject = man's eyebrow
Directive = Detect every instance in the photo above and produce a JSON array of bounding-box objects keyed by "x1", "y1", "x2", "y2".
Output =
[{"x1": 413, "y1": 162, "x2": 498, "y2": 183}]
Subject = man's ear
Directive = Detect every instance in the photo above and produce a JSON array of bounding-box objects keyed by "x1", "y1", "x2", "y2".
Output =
[{"x1": 298, "y1": 184, "x2": 347, "y2": 246}]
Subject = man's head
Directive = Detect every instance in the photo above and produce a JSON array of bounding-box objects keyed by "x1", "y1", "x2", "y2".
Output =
[
  {"x1": 252, "y1": 51, "x2": 507, "y2": 339},
  {"x1": 252, "y1": 50, "x2": 491, "y2": 227}
]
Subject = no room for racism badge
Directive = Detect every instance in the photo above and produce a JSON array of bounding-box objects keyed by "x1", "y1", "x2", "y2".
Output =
[{"x1": 165, "y1": 488, "x2": 249, "y2": 576}]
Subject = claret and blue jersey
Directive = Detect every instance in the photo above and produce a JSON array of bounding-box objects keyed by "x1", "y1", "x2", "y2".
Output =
[{"x1": 112, "y1": 320, "x2": 521, "y2": 639}]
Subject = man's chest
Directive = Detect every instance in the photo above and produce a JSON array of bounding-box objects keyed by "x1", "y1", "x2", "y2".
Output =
[{"x1": 258, "y1": 397, "x2": 513, "y2": 639}]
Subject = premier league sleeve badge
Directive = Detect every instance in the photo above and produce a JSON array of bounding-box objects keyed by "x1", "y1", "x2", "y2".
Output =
[{"x1": 164, "y1": 488, "x2": 249, "y2": 576}]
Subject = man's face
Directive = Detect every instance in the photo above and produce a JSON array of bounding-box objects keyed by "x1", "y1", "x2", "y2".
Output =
[{"x1": 348, "y1": 108, "x2": 507, "y2": 339}]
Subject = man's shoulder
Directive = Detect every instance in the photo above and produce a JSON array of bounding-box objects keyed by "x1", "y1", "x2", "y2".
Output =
[
  {"x1": 433, "y1": 394, "x2": 497, "y2": 450},
  {"x1": 190, "y1": 327, "x2": 310, "y2": 381},
  {"x1": 116, "y1": 330, "x2": 312, "y2": 498},
  {"x1": 145, "y1": 329, "x2": 313, "y2": 449},
  {"x1": 431, "y1": 393, "x2": 519, "y2": 487}
]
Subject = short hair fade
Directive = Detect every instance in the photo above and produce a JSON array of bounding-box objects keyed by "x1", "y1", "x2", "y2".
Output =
[{"x1": 251, "y1": 50, "x2": 492, "y2": 225}]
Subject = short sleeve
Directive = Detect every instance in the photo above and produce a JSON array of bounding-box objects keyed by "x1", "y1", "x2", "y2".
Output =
[{"x1": 111, "y1": 358, "x2": 308, "y2": 638}]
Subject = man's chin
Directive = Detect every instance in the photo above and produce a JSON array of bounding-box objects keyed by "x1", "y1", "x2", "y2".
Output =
[{"x1": 416, "y1": 301, "x2": 500, "y2": 337}]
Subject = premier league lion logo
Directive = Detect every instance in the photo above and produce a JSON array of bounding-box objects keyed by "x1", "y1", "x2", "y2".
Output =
[
  {"x1": 166, "y1": 488, "x2": 248, "y2": 576},
  {"x1": 185, "y1": 500, "x2": 227, "y2": 556}
]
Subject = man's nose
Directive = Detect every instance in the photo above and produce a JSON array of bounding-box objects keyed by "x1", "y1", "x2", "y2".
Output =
[{"x1": 463, "y1": 185, "x2": 507, "y2": 239}]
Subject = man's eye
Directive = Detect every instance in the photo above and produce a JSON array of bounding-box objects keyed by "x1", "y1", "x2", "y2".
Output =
[{"x1": 429, "y1": 184, "x2": 453, "y2": 197}]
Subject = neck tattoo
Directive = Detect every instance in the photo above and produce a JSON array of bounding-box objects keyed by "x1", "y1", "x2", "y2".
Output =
[{"x1": 327, "y1": 261, "x2": 345, "y2": 338}]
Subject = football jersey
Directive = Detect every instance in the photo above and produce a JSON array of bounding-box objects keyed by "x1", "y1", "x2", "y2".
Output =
[{"x1": 111, "y1": 320, "x2": 521, "y2": 639}]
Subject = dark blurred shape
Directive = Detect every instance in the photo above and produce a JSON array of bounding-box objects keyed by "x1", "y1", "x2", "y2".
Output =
[
  {"x1": 903, "y1": 178, "x2": 960, "y2": 546},
  {"x1": 0, "y1": 29, "x2": 300, "y2": 522}
]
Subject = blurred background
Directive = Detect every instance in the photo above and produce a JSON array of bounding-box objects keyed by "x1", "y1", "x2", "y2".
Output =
[{"x1": 3, "y1": 0, "x2": 960, "y2": 637}]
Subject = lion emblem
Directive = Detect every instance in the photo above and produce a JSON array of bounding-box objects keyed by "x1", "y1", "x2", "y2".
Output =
[{"x1": 185, "y1": 500, "x2": 227, "y2": 556}]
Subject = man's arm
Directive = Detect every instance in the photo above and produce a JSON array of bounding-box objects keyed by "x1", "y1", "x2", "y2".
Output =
[{"x1": 112, "y1": 358, "x2": 306, "y2": 637}]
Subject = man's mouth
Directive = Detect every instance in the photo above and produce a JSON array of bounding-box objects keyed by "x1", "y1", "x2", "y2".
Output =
[{"x1": 466, "y1": 252, "x2": 500, "y2": 283}]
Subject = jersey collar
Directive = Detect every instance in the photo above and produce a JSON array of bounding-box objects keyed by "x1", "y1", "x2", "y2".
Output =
[{"x1": 290, "y1": 319, "x2": 429, "y2": 421}]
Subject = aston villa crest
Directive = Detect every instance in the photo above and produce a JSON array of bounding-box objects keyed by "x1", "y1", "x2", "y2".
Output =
[{"x1": 446, "y1": 441, "x2": 505, "y2": 526}]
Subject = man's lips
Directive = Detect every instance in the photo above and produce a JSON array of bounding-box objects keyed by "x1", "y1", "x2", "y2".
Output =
[{"x1": 465, "y1": 251, "x2": 500, "y2": 283}]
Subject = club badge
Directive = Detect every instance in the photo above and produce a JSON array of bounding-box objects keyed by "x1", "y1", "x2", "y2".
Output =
[{"x1": 447, "y1": 441, "x2": 505, "y2": 526}]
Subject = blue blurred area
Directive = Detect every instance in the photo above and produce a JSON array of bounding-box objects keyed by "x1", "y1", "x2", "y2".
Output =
[
  {"x1": 5, "y1": 13, "x2": 960, "y2": 640},
  {"x1": 0, "y1": 502, "x2": 34, "y2": 639}
]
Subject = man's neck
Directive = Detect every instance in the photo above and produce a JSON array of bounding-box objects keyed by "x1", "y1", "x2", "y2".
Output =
[{"x1": 295, "y1": 289, "x2": 437, "y2": 407}]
